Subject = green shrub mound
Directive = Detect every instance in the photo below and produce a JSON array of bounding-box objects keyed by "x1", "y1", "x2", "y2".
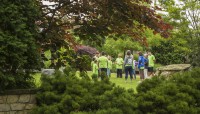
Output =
[
  {"x1": 0, "y1": 0, "x2": 41, "y2": 91},
  {"x1": 32, "y1": 65, "x2": 137, "y2": 114},
  {"x1": 136, "y1": 68, "x2": 200, "y2": 114},
  {"x1": 32, "y1": 67, "x2": 200, "y2": 114}
]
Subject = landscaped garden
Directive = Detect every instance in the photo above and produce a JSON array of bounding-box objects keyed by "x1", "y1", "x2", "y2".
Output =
[{"x1": 0, "y1": 0, "x2": 200, "y2": 114}]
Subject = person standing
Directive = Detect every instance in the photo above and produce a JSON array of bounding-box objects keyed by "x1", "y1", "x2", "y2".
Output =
[
  {"x1": 98, "y1": 52, "x2": 108, "y2": 77},
  {"x1": 107, "y1": 56, "x2": 112, "y2": 77},
  {"x1": 124, "y1": 51, "x2": 133, "y2": 82},
  {"x1": 144, "y1": 54, "x2": 148, "y2": 79},
  {"x1": 132, "y1": 59, "x2": 136, "y2": 79},
  {"x1": 148, "y1": 52, "x2": 156, "y2": 77},
  {"x1": 92, "y1": 60, "x2": 98, "y2": 76},
  {"x1": 91, "y1": 57, "x2": 95, "y2": 71},
  {"x1": 115, "y1": 54, "x2": 124, "y2": 78},
  {"x1": 94, "y1": 52, "x2": 100, "y2": 60},
  {"x1": 138, "y1": 52, "x2": 145, "y2": 80}
]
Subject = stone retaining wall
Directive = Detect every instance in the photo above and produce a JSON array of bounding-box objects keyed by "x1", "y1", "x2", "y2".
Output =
[{"x1": 0, "y1": 89, "x2": 37, "y2": 114}]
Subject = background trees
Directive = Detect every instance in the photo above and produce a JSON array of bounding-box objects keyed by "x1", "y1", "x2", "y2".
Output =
[{"x1": 156, "y1": 0, "x2": 200, "y2": 66}]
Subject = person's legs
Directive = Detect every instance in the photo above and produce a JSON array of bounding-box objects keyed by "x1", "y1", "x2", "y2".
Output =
[
  {"x1": 107, "y1": 68, "x2": 110, "y2": 77},
  {"x1": 117, "y1": 69, "x2": 119, "y2": 78},
  {"x1": 129, "y1": 67, "x2": 133, "y2": 80},
  {"x1": 119, "y1": 69, "x2": 122, "y2": 78},
  {"x1": 98, "y1": 68, "x2": 101, "y2": 78},
  {"x1": 132, "y1": 69, "x2": 136, "y2": 79},
  {"x1": 125, "y1": 67, "x2": 128, "y2": 80},
  {"x1": 139, "y1": 69, "x2": 144, "y2": 80},
  {"x1": 144, "y1": 68, "x2": 148, "y2": 79},
  {"x1": 100, "y1": 68, "x2": 107, "y2": 79},
  {"x1": 148, "y1": 67, "x2": 153, "y2": 76}
]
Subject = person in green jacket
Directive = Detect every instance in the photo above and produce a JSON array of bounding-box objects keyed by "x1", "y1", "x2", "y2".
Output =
[
  {"x1": 98, "y1": 51, "x2": 108, "y2": 76},
  {"x1": 148, "y1": 51, "x2": 156, "y2": 77},
  {"x1": 91, "y1": 57, "x2": 95, "y2": 71},
  {"x1": 92, "y1": 60, "x2": 98, "y2": 75},
  {"x1": 115, "y1": 54, "x2": 124, "y2": 78}
]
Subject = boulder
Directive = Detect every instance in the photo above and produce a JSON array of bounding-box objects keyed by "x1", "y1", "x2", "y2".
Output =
[
  {"x1": 41, "y1": 69, "x2": 55, "y2": 76},
  {"x1": 156, "y1": 64, "x2": 191, "y2": 76}
]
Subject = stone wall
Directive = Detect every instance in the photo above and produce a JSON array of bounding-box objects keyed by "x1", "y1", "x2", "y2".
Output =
[{"x1": 0, "y1": 89, "x2": 37, "y2": 114}]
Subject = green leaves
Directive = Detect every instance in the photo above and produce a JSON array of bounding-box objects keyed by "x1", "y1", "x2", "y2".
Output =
[
  {"x1": 33, "y1": 64, "x2": 200, "y2": 114},
  {"x1": 136, "y1": 68, "x2": 200, "y2": 113},
  {"x1": 0, "y1": 0, "x2": 41, "y2": 90}
]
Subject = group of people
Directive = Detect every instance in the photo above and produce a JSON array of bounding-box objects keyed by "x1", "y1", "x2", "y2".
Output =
[{"x1": 91, "y1": 50, "x2": 156, "y2": 82}]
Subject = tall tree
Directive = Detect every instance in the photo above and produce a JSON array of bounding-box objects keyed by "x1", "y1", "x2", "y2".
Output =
[
  {"x1": 0, "y1": 0, "x2": 41, "y2": 90},
  {"x1": 158, "y1": 0, "x2": 200, "y2": 66}
]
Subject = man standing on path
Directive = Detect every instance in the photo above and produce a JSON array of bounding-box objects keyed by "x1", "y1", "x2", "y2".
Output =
[
  {"x1": 148, "y1": 51, "x2": 156, "y2": 77},
  {"x1": 138, "y1": 52, "x2": 145, "y2": 81},
  {"x1": 98, "y1": 52, "x2": 108, "y2": 78}
]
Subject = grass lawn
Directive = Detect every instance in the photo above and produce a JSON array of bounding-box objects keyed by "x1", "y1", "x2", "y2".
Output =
[
  {"x1": 33, "y1": 71, "x2": 141, "y2": 92},
  {"x1": 86, "y1": 71, "x2": 141, "y2": 92}
]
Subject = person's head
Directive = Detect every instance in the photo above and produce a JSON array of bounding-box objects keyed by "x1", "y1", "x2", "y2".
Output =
[
  {"x1": 138, "y1": 52, "x2": 143, "y2": 56},
  {"x1": 148, "y1": 51, "x2": 152, "y2": 55},
  {"x1": 107, "y1": 55, "x2": 111, "y2": 60},
  {"x1": 144, "y1": 53, "x2": 148, "y2": 58},
  {"x1": 126, "y1": 50, "x2": 131, "y2": 56},
  {"x1": 95, "y1": 52, "x2": 100, "y2": 57},
  {"x1": 101, "y1": 51, "x2": 105, "y2": 56},
  {"x1": 118, "y1": 53, "x2": 122, "y2": 58}
]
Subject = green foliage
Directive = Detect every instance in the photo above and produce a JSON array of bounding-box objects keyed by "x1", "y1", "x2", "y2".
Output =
[
  {"x1": 151, "y1": 38, "x2": 189, "y2": 65},
  {"x1": 0, "y1": 70, "x2": 35, "y2": 92},
  {"x1": 33, "y1": 65, "x2": 200, "y2": 114},
  {"x1": 136, "y1": 68, "x2": 200, "y2": 114},
  {"x1": 39, "y1": 0, "x2": 172, "y2": 52},
  {"x1": 102, "y1": 36, "x2": 143, "y2": 58},
  {"x1": 32, "y1": 65, "x2": 139, "y2": 114},
  {"x1": 0, "y1": 0, "x2": 41, "y2": 91},
  {"x1": 158, "y1": 0, "x2": 199, "y2": 66},
  {"x1": 75, "y1": 55, "x2": 92, "y2": 71}
]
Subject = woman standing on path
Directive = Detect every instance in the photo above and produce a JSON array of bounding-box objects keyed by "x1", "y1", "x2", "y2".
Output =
[{"x1": 124, "y1": 51, "x2": 133, "y2": 82}]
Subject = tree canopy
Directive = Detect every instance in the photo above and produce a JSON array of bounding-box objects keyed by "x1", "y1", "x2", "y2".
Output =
[{"x1": 37, "y1": 0, "x2": 172, "y2": 48}]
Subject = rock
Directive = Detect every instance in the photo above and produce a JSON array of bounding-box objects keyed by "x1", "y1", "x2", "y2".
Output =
[
  {"x1": 0, "y1": 96, "x2": 7, "y2": 104},
  {"x1": 18, "y1": 95, "x2": 30, "y2": 103},
  {"x1": 0, "y1": 104, "x2": 10, "y2": 112},
  {"x1": 156, "y1": 64, "x2": 191, "y2": 76},
  {"x1": 7, "y1": 95, "x2": 19, "y2": 103},
  {"x1": 25, "y1": 104, "x2": 35, "y2": 110},
  {"x1": 10, "y1": 103, "x2": 25, "y2": 111},
  {"x1": 29, "y1": 95, "x2": 36, "y2": 104},
  {"x1": 41, "y1": 69, "x2": 55, "y2": 76}
]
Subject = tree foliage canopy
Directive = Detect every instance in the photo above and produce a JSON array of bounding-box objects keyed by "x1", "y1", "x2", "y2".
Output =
[
  {"x1": 157, "y1": 0, "x2": 200, "y2": 66},
  {"x1": 38, "y1": 0, "x2": 172, "y2": 48}
]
